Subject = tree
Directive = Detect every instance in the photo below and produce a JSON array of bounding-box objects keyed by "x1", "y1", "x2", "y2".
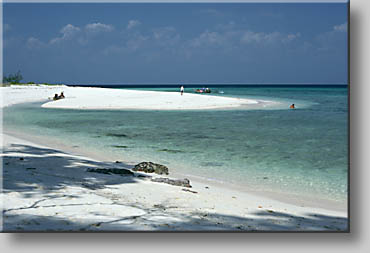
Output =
[{"x1": 3, "y1": 70, "x2": 23, "y2": 84}]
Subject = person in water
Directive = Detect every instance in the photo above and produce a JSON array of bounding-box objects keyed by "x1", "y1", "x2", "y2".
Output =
[
  {"x1": 180, "y1": 85, "x2": 184, "y2": 96},
  {"x1": 290, "y1": 104, "x2": 295, "y2": 109},
  {"x1": 60, "y1": 92, "x2": 65, "y2": 99}
]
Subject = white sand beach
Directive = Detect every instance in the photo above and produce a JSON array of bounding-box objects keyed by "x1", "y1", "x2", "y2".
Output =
[
  {"x1": 39, "y1": 86, "x2": 272, "y2": 110},
  {"x1": 1, "y1": 84, "x2": 277, "y2": 111},
  {"x1": 1, "y1": 85, "x2": 348, "y2": 231},
  {"x1": 1, "y1": 85, "x2": 67, "y2": 108}
]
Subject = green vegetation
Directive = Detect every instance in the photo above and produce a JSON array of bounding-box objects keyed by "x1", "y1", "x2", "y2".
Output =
[
  {"x1": 2, "y1": 71, "x2": 62, "y2": 86},
  {"x1": 3, "y1": 70, "x2": 23, "y2": 84}
]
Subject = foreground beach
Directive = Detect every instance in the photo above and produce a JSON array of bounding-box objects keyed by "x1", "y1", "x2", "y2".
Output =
[{"x1": 1, "y1": 85, "x2": 348, "y2": 231}]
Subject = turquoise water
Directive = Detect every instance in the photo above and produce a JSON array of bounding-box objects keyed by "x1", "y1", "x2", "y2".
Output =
[{"x1": 3, "y1": 86, "x2": 348, "y2": 203}]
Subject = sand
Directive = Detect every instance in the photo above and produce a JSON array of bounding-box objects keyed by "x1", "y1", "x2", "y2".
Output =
[
  {"x1": 0, "y1": 85, "x2": 348, "y2": 231},
  {"x1": 41, "y1": 86, "x2": 275, "y2": 110},
  {"x1": 1, "y1": 84, "x2": 276, "y2": 110},
  {"x1": 1, "y1": 85, "x2": 66, "y2": 108}
]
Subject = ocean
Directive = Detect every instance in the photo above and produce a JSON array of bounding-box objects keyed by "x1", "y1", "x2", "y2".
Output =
[{"x1": 3, "y1": 85, "x2": 348, "y2": 206}]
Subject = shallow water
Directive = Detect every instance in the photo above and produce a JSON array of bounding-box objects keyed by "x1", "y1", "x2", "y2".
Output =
[{"x1": 3, "y1": 85, "x2": 348, "y2": 203}]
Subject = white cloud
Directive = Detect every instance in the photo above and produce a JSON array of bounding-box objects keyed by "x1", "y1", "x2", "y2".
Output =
[
  {"x1": 50, "y1": 24, "x2": 81, "y2": 44},
  {"x1": 153, "y1": 26, "x2": 175, "y2": 39},
  {"x1": 315, "y1": 24, "x2": 347, "y2": 52},
  {"x1": 127, "y1": 20, "x2": 141, "y2": 30},
  {"x1": 27, "y1": 37, "x2": 45, "y2": 49},
  {"x1": 104, "y1": 33, "x2": 149, "y2": 55},
  {"x1": 190, "y1": 30, "x2": 227, "y2": 48},
  {"x1": 241, "y1": 31, "x2": 300, "y2": 44},
  {"x1": 85, "y1": 22, "x2": 114, "y2": 33},
  {"x1": 240, "y1": 31, "x2": 265, "y2": 44},
  {"x1": 282, "y1": 33, "x2": 301, "y2": 43},
  {"x1": 334, "y1": 23, "x2": 347, "y2": 32},
  {"x1": 104, "y1": 26, "x2": 179, "y2": 55},
  {"x1": 183, "y1": 27, "x2": 301, "y2": 59},
  {"x1": 60, "y1": 24, "x2": 80, "y2": 37},
  {"x1": 126, "y1": 34, "x2": 148, "y2": 51},
  {"x1": 152, "y1": 26, "x2": 180, "y2": 47},
  {"x1": 188, "y1": 23, "x2": 300, "y2": 50}
]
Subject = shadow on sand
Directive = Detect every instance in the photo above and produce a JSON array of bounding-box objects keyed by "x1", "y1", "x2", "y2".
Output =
[
  {"x1": 2, "y1": 143, "x2": 348, "y2": 232},
  {"x1": 3, "y1": 143, "x2": 137, "y2": 195}
]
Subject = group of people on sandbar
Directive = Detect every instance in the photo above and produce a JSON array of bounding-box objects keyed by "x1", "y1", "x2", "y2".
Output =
[
  {"x1": 179, "y1": 85, "x2": 296, "y2": 109},
  {"x1": 53, "y1": 92, "x2": 65, "y2": 101},
  {"x1": 179, "y1": 85, "x2": 212, "y2": 95},
  {"x1": 195, "y1": 87, "x2": 211, "y2": 94}
]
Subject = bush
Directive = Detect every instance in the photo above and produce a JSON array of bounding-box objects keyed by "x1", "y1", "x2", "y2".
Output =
[{"x1": 3, "y1": 70, "x2": 23, "y2": 84}]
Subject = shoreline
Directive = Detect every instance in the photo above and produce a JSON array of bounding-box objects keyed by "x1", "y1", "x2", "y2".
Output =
[
  {"x1": 1, "y1": 132, "x2": 347, "y2": 231},
  {"x1": 1, "y1": 85, "x2": 348, "y2": 231},
  {"x1": 3, "y1": 127, "x2": 347, "y2": 213}
]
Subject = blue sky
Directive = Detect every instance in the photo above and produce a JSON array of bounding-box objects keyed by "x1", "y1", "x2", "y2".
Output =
[{"x1": 3, "y1": 2, "x2": 348, "y2": 84}]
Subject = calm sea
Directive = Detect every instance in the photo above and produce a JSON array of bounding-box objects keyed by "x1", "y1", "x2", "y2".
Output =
[{"x1": 3, "y1": 85, "x2": 348, "y2": 204}]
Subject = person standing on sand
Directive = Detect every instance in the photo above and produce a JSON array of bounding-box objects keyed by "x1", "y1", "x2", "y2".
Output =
[{"x1": 180, "y1": 85, "x2": 184, "y2": 96}]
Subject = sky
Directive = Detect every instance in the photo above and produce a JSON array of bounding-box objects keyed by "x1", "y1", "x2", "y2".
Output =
[{"x1": 3, "y1": 2, "x2": 348, "y2": 84}]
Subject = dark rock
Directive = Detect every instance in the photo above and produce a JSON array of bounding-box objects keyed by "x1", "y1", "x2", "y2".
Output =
[
  {"x1": 19, "y1": 158, "x2": 24, "y2": 161},
  {"x1": 86, "y1": 168, "x2": 134, "y2": 176},
  {"x1": 158, "y1": 149, "x2": 182, "y2": 154},
  {"x1": 132, "y1": 162, "x2": 169, "y2": 175},
  {"x1": 112, "y1": 145, "x2": 128, "y2": 149},
  {"x1": 151, "y1": 177, "x2": 191, "y2": 188},
  {"x1": 182, "y1": 188, "x2": 198, "y2": 194},
  {"x1": 106, "y1": 133, "x2": 129, "y2": 138},
  {"x1": 115, "y1": 161, "x2": 122, "y2": 163},
  {"x1": 153, "y1": 204, "x2": 166, "y2": 209}
]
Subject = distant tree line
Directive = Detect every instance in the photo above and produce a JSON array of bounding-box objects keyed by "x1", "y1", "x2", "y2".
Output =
[
  {"x1": 2, "y1": 71, "x2": 59, "y2": 86},
  {"x1": 3, "y1": 70, "x2": 23, "y2": 84}
]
